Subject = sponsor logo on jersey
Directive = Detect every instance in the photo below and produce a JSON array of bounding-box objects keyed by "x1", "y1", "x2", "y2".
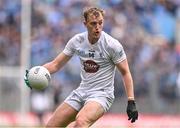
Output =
[{"x1": 83, "y1": 60, "x2": 100, "y2": 73}]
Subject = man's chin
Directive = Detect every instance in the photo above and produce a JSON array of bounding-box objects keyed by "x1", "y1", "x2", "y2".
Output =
[{"x1": 94, "y1": 34, "x2": 100, "y2": 39}]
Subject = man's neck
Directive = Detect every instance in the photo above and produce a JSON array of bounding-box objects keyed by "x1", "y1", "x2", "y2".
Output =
[{"x1": 88, "y1": 36, "x2": 99, "y2": 45}]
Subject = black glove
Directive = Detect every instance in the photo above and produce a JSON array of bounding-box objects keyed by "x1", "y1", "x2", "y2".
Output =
[
  {"x1": 126, "y1": 100, "x2": 138, "y2": 123},
  {"x1": 24, "y1": 70, "x2": 32, "y2": 89}
]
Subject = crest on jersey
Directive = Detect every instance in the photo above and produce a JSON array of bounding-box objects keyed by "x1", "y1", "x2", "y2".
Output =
[{"x1": 83, "y1": 60, "x2": 100, "y2": 73}]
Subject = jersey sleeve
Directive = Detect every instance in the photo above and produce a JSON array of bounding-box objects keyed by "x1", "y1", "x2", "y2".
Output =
[
  {"x1": 63, "y1": 36, "x2": 76, "y2": 56},
  {"x1": 110, "y1": 40, "x2": 126, "y2": 64}
]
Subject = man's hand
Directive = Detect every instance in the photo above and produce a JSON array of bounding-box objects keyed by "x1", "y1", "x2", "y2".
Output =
[
  {"x1": 24, "y1": 70, "x2": 32, "y2": 89},
  {"x1": 126, "y1": 100, "x2": 138, "y2": 123}
]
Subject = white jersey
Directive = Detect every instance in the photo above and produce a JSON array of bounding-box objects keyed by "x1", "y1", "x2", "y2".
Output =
[{"x1": 63, "y1": 31, "x2": 126, "y2": 95}]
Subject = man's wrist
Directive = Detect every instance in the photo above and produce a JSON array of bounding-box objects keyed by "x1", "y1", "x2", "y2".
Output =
[
  {"x1": 128, "y1": 100, "x2": 136, "y2": 105},
  {"x1": 128, "y1": 97, "x2": 135, "y2": 101}
]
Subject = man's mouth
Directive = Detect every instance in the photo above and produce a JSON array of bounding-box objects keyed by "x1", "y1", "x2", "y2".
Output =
[{"x1": 95, "y1": 31, "x2": 100, "y2": 36}]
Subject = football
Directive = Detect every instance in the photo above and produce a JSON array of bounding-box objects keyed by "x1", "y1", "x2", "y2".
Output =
[{"x1": 28, "y1": 66, "x2": 51, "y2": 90}]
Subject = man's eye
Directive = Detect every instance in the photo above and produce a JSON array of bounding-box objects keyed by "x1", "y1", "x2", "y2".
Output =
[
  {"x1": 91, "y1": 22, "x2": 97, "y2": 26},
  {"x1": 99, "y1": 22, "x2": 102, "y2": 25}
]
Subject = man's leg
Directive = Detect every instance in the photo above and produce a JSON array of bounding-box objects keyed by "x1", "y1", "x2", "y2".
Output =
[
  {"x1": 45, "y1": 102, "x2": 78, "y2": 127},
  {"x1": 67, "y1": 101, "x2": 104, "y2": 128}
]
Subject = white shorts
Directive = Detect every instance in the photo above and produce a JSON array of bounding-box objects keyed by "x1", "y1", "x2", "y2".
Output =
[{"x1": 64, "y1": 89, "x2": 114, "y2": 112}]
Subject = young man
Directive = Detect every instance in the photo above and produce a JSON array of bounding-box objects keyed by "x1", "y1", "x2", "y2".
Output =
[{"x1": 25, "y1": 7, "x2": 138, "y2": 127}]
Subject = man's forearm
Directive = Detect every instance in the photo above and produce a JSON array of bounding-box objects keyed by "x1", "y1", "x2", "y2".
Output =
[
  {"x1": 122, "y1": 72, "x2": 135, "y2": 100},
  {"x1": 43, "y1": 61, "x2": 58, "y2": 74},
  {"x1": 43, "y1": 52, "x2": 71, "y2": 74}
]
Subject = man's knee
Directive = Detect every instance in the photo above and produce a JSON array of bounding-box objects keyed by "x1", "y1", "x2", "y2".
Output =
[
  {"x1": 45, "y1": 120, "x2": 55, "y2": 128},
  {"x1": 74, "y1": 117, "x2": 90, "y2": 127},
  {"x1": 45, "y1": 118, "x2": 65, "y2": 128},
  {"x1": 45, "y1": 123, "x2": 51, "y2": 128}
]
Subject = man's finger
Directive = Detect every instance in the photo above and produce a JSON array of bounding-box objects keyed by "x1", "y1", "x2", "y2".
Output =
[
  {"x1": 130, "y1": 112, "x2": 138, "y2": 123},
  {"x1": 131, "y1": 118, "x2": 136, "y2": 123},
  {"x1": 25, "y1": 70, "x2": 29, "y2": 77}
]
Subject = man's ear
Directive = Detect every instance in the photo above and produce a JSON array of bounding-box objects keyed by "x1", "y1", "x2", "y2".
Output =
[{"x1": 83, "y1": 20, "x2": 87, "y2": 26}]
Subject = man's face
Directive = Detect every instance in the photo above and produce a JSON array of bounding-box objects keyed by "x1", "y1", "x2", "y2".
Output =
[{"x1": 84, "y1": 12, "x2": 104, "y2": 41}]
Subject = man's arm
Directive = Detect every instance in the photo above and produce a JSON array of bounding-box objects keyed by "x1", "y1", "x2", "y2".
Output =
[
  {"x1": 24, "y1": 52, "x2": 71, "y2": 89},
  {"x1": 116, "y1": 59, "x2": 138, "y2": 123},
  {"x1": 43, "y1": 52, "x2": 72, "y2": 74},
  {"x1": 116, "y1": 59, "x2": 134, "y2": 100}
]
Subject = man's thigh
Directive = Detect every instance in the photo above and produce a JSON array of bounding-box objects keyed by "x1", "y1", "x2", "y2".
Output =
[
  {"x1": 46, "y1": 102, "x2": 78, "y2": 127},
  {"x1": 76, "y1": 101, "x2": 105, "y2": 125}
]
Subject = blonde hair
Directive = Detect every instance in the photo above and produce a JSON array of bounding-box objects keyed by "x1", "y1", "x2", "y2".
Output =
[{"x1": 83, "y1": 7, "x2": 105, "y2": 22}]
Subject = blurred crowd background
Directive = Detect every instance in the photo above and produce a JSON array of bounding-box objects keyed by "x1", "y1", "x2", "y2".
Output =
[{"x1": 0, "y1": 0, "x2": 180, "y2": 125}]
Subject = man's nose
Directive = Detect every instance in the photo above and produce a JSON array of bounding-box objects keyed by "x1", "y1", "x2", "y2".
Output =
[{"x1": 95, "y1": 24, "x2": 100, "y2": 30}]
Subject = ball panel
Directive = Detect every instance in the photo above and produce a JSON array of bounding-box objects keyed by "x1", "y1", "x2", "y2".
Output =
[{"x1": 28, "y1": 66, "x2": 51, "y2": 90}]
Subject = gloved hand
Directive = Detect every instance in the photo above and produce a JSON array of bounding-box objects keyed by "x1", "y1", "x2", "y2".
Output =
[
  {"x1": 24, "y1": 70, "x2": 32, "y2": 89},
  {"x1": 126, "y1": 100, "x2": 138, "y2": 123}
]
